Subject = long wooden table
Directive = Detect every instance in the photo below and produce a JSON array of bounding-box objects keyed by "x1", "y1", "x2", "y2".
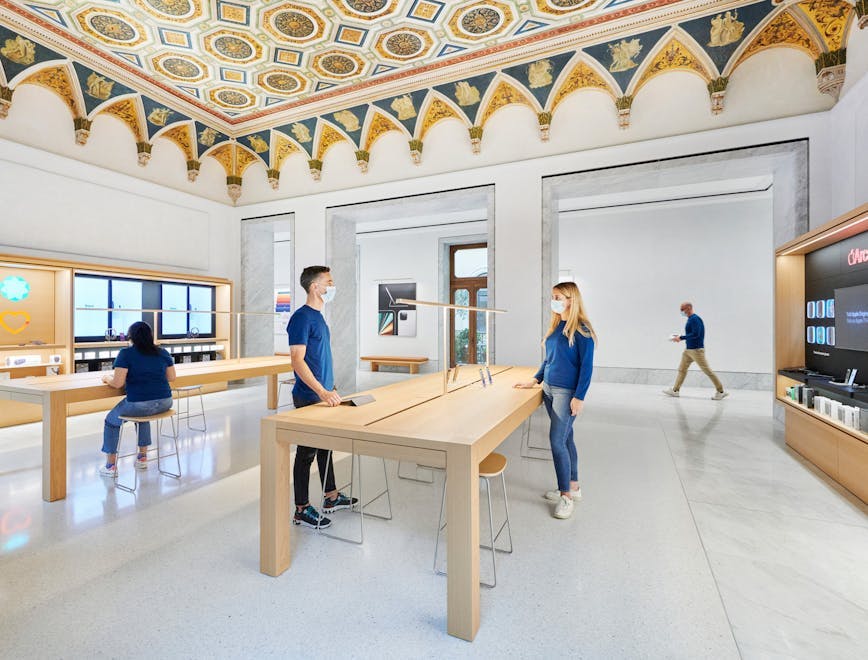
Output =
[
  {"x1": 0, "y1": 355, "x2": 294, "y2": 502},
  {"x1": 259, "y1": 365, "x2": 541, "y2": 641}
]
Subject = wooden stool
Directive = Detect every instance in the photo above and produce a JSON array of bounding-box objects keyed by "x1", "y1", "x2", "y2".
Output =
[
  {"x1": 115, "y1": 409, "x2": 181, "y2": 493},
  {"x1": 433, "y1": 452, "x2": 513, "y2": 588}
]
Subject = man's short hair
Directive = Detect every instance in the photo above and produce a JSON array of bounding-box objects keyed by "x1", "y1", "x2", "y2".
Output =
[{"x1": 300, "y1": 266, "x2": 330, "y2": 292}]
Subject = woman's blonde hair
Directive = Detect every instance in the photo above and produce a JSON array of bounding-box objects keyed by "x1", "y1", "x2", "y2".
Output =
[{"x1": 545, "y1": 281, "x2": 597, "y2": 347}]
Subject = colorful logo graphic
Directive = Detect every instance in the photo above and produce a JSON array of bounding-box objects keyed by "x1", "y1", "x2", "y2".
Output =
[
  {"x1": 0, "y1": 276, "x2": 30, "y2": 302},
  {"x1": 0, "y1": 311, "x2": 31, "y2": 334}
]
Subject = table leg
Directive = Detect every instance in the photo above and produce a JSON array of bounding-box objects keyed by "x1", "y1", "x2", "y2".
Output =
[
  {"x1": 42, "y1": 393, "x2": 67, "y2": 502},
  {"x1": 267, "y1": 374, "x2": 278, "y2": 410},
  {"x1": 446, "y1": 444, "x2": 480, "y2": 641},
  {"x1": 260, "y1": 419, "x2": 292, "y2": 576}
]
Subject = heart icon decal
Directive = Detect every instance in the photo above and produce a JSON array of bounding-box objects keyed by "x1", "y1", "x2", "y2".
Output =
[{"x1": 0, "y1": 311, "x2": 31, "y2": 334}]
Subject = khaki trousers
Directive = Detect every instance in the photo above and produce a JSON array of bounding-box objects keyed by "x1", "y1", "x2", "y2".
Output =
[{"x1": 673, "y1": 348, "x2": 724, "y2": 392}]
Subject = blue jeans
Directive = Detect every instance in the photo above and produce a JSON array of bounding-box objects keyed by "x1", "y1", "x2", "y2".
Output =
[
  {"x1": 102, "y1": 397, "x2": 174, "y2": 455},
  {"x1": 542, "y1": 383, "x2": 579, "y2": 493}
]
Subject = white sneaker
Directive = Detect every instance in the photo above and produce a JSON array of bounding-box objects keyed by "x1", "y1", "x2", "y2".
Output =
[
  {"x1": 99, "y1": 463, "x2": 117, "y2": 477},
  {"x1": 662, "y1": 388, "x2": 680, "y2": 397},
  {"x1": 544, "y1": 488, "x2": 582, "y2": 502},
  {"x1": 712, "y1": 391, "x2": 729, "y2": 401},
  {"x1": 553, "y1": 495, "x2": 574, "y2": 519},
  {"x1": 135, "y1": 455, "x2": 148, "y2": 470}
]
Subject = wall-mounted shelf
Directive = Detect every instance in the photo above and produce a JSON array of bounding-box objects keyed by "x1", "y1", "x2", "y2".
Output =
[
  {"x1": 0, "y1": 343, "x2": 66, "y2": 351},
  {"x1": 0, "y1": 362, "x2": 62, "y2": 370}
]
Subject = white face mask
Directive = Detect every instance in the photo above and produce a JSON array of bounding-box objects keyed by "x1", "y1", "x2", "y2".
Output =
[
  {"x1": 321, "y1": 285, "x2": 336, "y2": 304},
  {"x1": 681, "y1": 310, "x2": 688, "y2": 317},
  {"x1": 551, "y1": 299, "x2": 566, "y2": 314}
]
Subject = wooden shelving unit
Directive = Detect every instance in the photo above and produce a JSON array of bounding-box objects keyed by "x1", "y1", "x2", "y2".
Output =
[
  {"x1": 0, "y1": 253, "x2": 233, "y2": 428},
  {"x1": 775, "y1": 203, "x2": 868, "y2": 503}
]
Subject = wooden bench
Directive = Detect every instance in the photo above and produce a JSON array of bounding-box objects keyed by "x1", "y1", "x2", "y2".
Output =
[{"x1": 361, "y1": 356, "x2": 429, "y2": 374}]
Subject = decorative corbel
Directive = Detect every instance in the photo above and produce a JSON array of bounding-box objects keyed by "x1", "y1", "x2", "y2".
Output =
[
  {"x1": 136, "y1": 141, "x2": 152, "y2": 167},
  {"x1": 226, "y1": 175, "x2": 242, "y2": 204},
  {"x1": 73, "y1": 117, "x2": 92, "y2": 145},
  {"x1": 615, "y1": 95, "x2": 633, "y2": 129},
  {"x1": 267, "y1": 168, "x2": 280, "y2": 190},
  {"x1": 537, "y1": 111, "x2": 552, "y2": 141},
  {"x1": 468, "y1": 126, "x2": 483, "y2": 154},
  {"x1": 856, "y1": 1, "x2": 867, "y2": 29},
  {"x1": 707, "y1": 77, "x2": 729, "y2": 115},
  {"x1": 408, "y1": 139, "x2": 423, "y2": 165},
  {"x1": 186, "y1": 159, "x2": 200, "y2": 182},
  {"x1": 815, "y1": 49, "x2": 846, "y2": 100},
  {"x1": 355, "y1": 149, "x2": 369, "y2": 173},
  {"x1": 308, "y1": 158, "x2": 322, "y2": 181},
  {"x1": 0, "y1": 86, "x2": 13, "y2": 119}
]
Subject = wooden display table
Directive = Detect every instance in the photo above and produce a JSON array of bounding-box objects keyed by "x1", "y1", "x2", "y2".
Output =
[
  {"x1": 360, "y1": 355, "x2": 429, "y2": 373},
  {"x1": 259, "y1": 365, "x2": 541, "y2": 642},
  {"x1": 0, "y1": 356, "x2": 293, "y2": 502}
]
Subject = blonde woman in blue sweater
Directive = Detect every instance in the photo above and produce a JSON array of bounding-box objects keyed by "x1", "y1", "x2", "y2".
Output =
[{"x1": 515, "y1": 281, "x2": 596, "y2": 519}]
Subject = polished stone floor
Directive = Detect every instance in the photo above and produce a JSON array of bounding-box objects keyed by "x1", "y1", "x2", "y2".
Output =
[{"x1": 0, "y1": 376, "x2": 866, "y2": 659}]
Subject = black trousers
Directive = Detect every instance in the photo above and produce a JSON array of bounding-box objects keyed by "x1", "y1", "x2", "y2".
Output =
[{"x1": 292, "y1": 396, "x2": 337, "y2": 506}]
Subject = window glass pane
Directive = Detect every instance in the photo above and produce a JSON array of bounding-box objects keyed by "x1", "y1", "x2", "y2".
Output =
[
  {"x1": 453, "y1": 288, "x2": 470, "y2": 364},
  {"x1": 110, "y1": 279, "x2": 142, "y2": 338},
  {"x1": 453, "y1": 247, "x2": 487, "y2": 278},
  {"x1": 161, "y1": 284, "x2": 188, "y2": 336},
  {"x1": 189, "y1": 285, "x2": 213, "y2": 336},
  {"x1": 476, "y1": 288, "x2": 488, "y2": 363},
  {"x1": 74, "y1": 276, "x2": 109, "y2": 339}
]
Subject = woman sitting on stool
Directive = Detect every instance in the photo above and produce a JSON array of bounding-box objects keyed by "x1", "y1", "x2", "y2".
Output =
[{"x1": 99, "y1": 321, "x2": 176, "y2": 476}]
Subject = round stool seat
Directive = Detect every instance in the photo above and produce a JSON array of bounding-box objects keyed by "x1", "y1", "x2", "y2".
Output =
[
  {"x1": 479, "y1": 452, "x2": 507, "y2": 478},
  {"x1": 119, "y1": 409, "x2": 176, "y2": 423},
  {"x1": 174, "y1": 385, "x2": 202, "y2": 392}
]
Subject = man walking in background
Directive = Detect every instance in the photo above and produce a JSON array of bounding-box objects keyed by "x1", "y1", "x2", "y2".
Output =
[{"x1": 663, "y1": 302, "x2": 729, "y2": 400}]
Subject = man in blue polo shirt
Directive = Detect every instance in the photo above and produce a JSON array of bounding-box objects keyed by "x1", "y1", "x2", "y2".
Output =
[
  {"x1": 287, "y1": 265, "x2": 357, "y2": 529},
  {"x1": 664, "y1": 301, "x2": 729, "y2": 400}
]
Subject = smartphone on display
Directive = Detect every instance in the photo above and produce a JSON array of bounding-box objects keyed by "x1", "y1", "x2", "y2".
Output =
[
  {"x1": 816, "y1": 326, "x2": 826, "y2": 345},
  {"x1": 807, "y1": 326, "x2": 815, "y2": 343},
  {"x1": 827, "y1": 326, "x2": 835, "y2": 346},
  {"x1": 806, "y1": 301, "x2": 815, "y2": 319},
  {"x1": 826, "y1": 299, "x2": 835, "y2": 318},
  {"x1": 816, "y1": 300, "x2": 826, "y2": 319}
]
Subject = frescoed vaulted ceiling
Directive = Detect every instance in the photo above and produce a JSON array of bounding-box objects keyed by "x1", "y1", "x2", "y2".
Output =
[{"x1": 0, "y1": 0, "x2": 864, "y2": 203}]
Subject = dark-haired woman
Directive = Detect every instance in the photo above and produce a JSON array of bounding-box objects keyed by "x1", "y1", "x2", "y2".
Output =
[{"x1": 99, "y1": 321, "x2": 176, "y2": 476}]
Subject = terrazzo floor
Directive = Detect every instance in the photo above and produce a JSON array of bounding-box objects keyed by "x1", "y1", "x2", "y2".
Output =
[{"x1": 1, "y1": 374, "x2": 866, "y2": 659}]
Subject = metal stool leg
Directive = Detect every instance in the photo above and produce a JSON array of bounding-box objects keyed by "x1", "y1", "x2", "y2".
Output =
[
  {"x1": 157, "y1": 418, "x2": 181, "y2": 479},
  {"x1": 483, "y1": 477, "x2": 497, "y2": 588},
  {"x1": 433, "y1": 473, "x2": 447, "y2": 575},
  {"x1": 397, "y1": 460, "x2": 434, "y2": 483},
  {"x1": 114, "y1": 421, "x2": 138, "y2": 494},
  {"x1": 187, "y1": 389, "x2": 206, "y2": 432},
  {"x1": 318, "y1": 451, "x2": 392, "y2": 544}
]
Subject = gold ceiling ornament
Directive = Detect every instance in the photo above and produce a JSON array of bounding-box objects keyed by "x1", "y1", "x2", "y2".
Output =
[
  {"x1": 203, "y1": 29, "x2": 263, "y2": 64},
  {"x1": 235, "y1": 145, "x2": 258, "y2": 175},
  {"x1": 335, "y1": 0, "x2": 401, "y2": 22},
  {"x1": 209, "y1": 86, "x2": 257, "y2": 110},
  {"x1": 420, "y1": 96, "x2": 464, "y2": 140},
  {"x1": 133, "y1": 0, "x2": 203, "y2": 24},
  {"x1": 408, "y1": 138, "x2": 423, "y2": 165},
  {"x1": 20, "y1": 65, "x2": 78, "y2": 115},
  {"x1": 632, "y1": 37, "x2": 713, "y2": 95},
  {"x1": 267, "y1": 168, "x2": 281, "y2": 190},
  {"x1": 537, "y1": 111, "x2": 553, "y2": 141},
  {"x1": 0, "y1": 86, "x2": 12, "y2": 119},
  {"x1": 136, "y1": 141, "x2": 152, "y2": 167},
  {"x1": 312, "y1": 49, "x2": 367, "y2": 80},
  {"x1": 355, "y1": 149, "x2": 369, "y2": 173},
  {"x1": 316, "y1": 122, "x2": 348, "y2": 161},
  {"x1": 262, "y1": 3, "x2": 327, "y2": 44},
  {"x1": 162, "y1": 123, "x2": 195, "y2": 160},
  {"x1": 615, "y1": 94, "x2": 633, "y2": 129},
  {"x1": 731, "y1": 9, "x2": 821, "y2": 72},
  {"x1": 1, "y1": 35, "x2": 36, "y2": 66},
  {"x1": 448, "y1": 2, "x2": 515, "y2": 41},
  {"x1": 151, "y1": 53, "x2": 209, "y2": 83},
  {"x1": 815, "y1": 49, "x2": 846, "y2": 100},
  {"x1": 535, "y1": 0, "x2": 597, "y2": 17},
  {"x1": 376, "y1": 27, "x2": 435, "y2": 61},
  {"x1": 186, "y1": 158, "x2": 200, "y2": 182},
  {"x1": 707, "y1": 76, "x2": 729, "y2": 115},
  {"x1": 73, "y1": 116, "x2": 91, "y2": 145},
  {"x1": 257, "y1": 69, "x2": 308, "y2": 96},
  {"x1": 468, "y1": 125, "x2": 483, "y2": 154},
  {"x1": 208, "y1": 143, "x2": 234, "y2": 175},
  {"x1": 272, "y1": 133, "x2": 300, "y2": 171},
  {"x1": 797, "y1": 0, "x2": 852, "y2": 52},
  {"x1": 99, "y1": 97, "x2": 144, "y2": 141},
  {"x1": 550, "y1": 60, "x2": 614, "y2": 112},
  {"x1": 227, "y1": 175, "x2": 242, "y2": 204},
  {"x1": 480, "y1": 79, "x2": 536, "y2": 126},
  {"x1": 364, "y1": 110, "x2": 405, "y2": 151},
  {"x1": 856, "y1": 1, "x2": 867, "y2": 29},
  {"x1": 308, "y1": 158, "x2": 323, "y2": 180},
  {"x1": 74, "y1": 7, "x2": 148, "y2": 48}
]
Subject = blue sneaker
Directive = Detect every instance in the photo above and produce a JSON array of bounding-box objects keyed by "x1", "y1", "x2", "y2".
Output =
[
  {"x1": 323, "y1": 492, "x2": 359, "y2": 514},
  {"x1": 293, "y1": 505, "x2": 331, "y2": 529}
]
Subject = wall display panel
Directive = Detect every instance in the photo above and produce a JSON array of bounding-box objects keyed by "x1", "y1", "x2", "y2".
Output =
[
  {"x1": 74, "y1": 275, "x2": 109, "y2": 341},
  {"x1": 377, "y1": 283, "x2": 417, "y2": 337},
  {"x1": 189, "y1": 285, "x2": 214, "y2": 336},
  {"x1": 110, "y1": 278, "x2": 143, "y2": 337},
  {"x1": 804, "y1": 233, "x2": 868, "y2": 383},
  {"x1": 0, "y1": 267, "x2": 55, "y2": 344},
  {"x1": 160, "y1": 283, "x2": 188, "y2": 337}
]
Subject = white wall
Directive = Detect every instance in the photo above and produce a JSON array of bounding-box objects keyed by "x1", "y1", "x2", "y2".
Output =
[
  {"x1": 357, "y1": 223, "x2": 485, "y2": 364},
  {"x1": 0, "y1": 137, "x2": 238, "y2": 285},
  {"x1": 559, "y1": 193, "x2": 774, "y2": 373}
]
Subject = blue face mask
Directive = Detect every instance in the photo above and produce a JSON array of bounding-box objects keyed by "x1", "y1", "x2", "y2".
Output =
[
  {"x1": 321, "y1": 285, "x2": 336, "y2": 304},
  {"x1": 551, "y1": 299, "x2": 566, "y2": 314}
]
